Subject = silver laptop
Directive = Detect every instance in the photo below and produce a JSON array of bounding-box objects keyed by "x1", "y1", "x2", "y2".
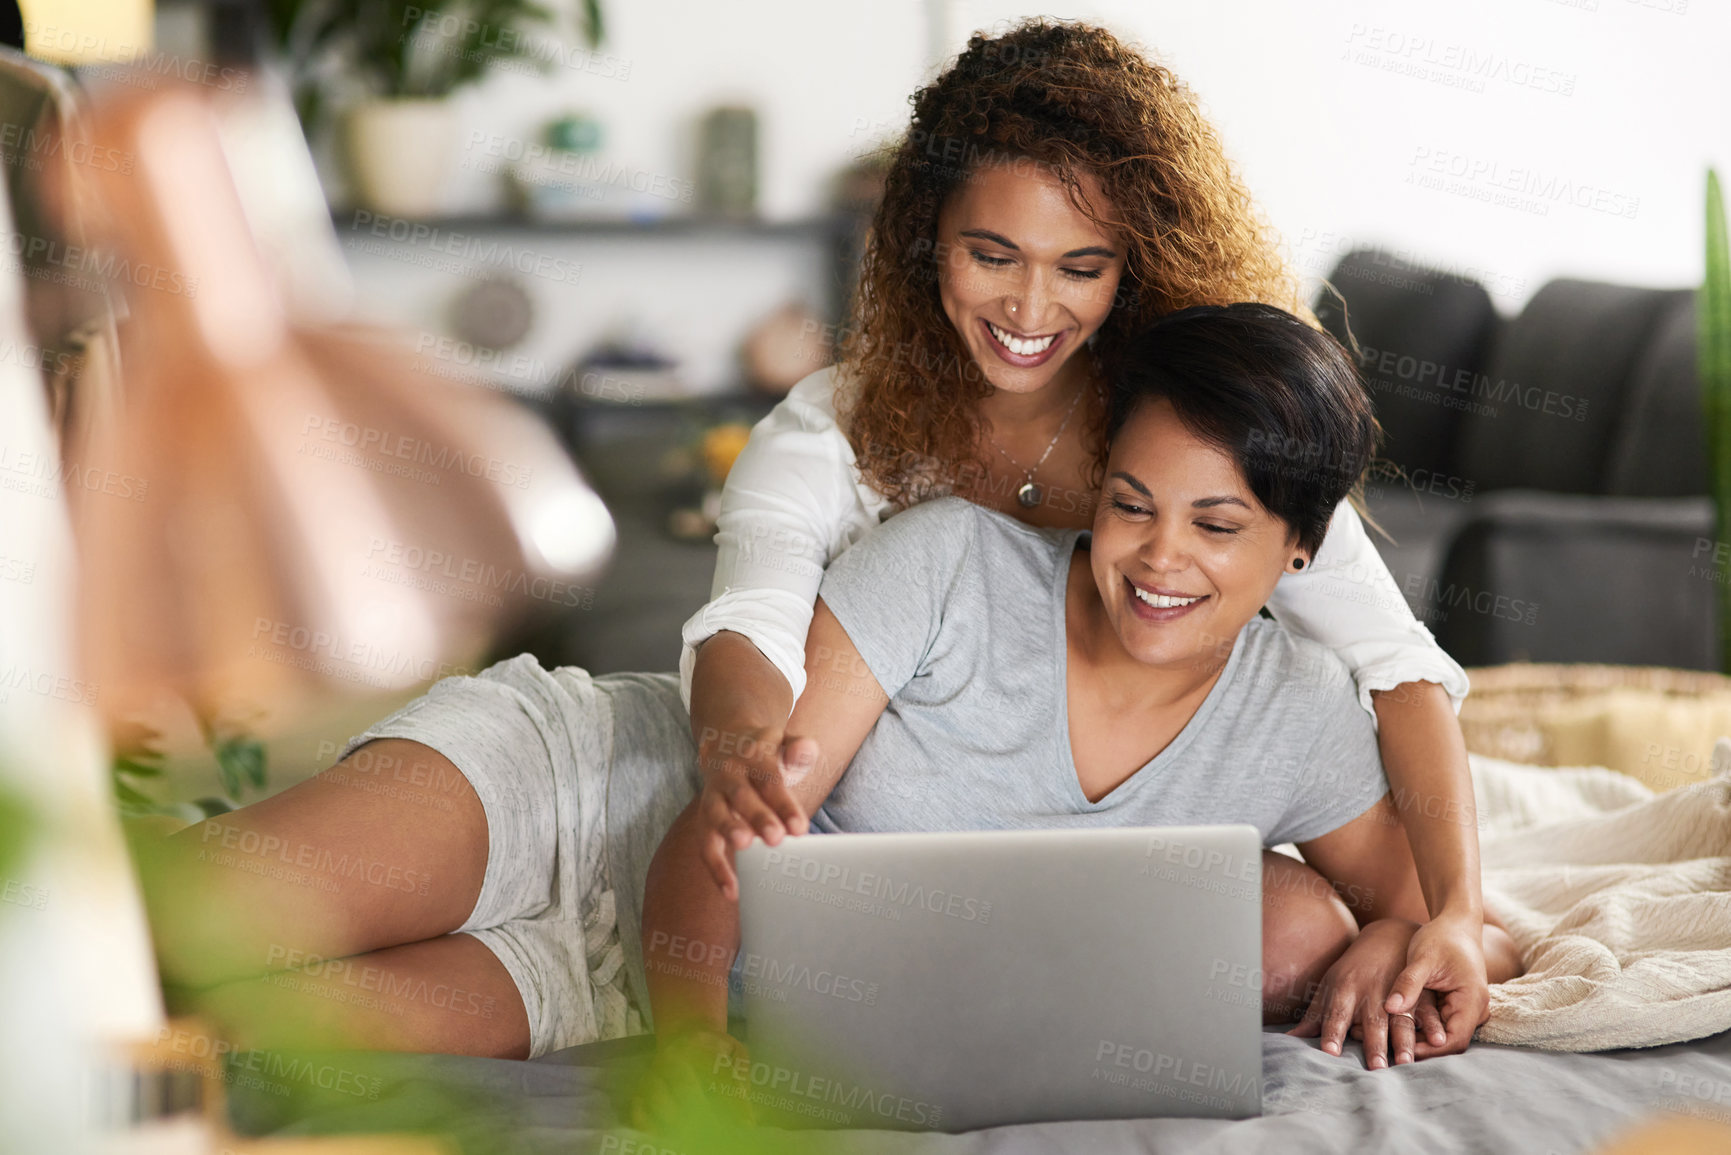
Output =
[{"x1": 734, "y1": 824, "x2": 1264, "y2": 1132}]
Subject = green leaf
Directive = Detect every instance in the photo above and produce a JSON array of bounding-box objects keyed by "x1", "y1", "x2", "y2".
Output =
[
  {"x1": 113, "y1": 727, "x2": 169, "y2": 815},
  {"x1": 214, "y1": 735, "x2": 268, "y2": 795},
  {"x1": 218, "y1": 758, "x2": 240, "y2": 801},
  {"x1": 114, "y1": 779, "x2": 157, "y2": 813},
  {"x1": 113, "y1": 754, "x2": 164, "y2": 779},
  {"x1": 1704, "y1": 169, "x2": 1731, "y2": 672}
]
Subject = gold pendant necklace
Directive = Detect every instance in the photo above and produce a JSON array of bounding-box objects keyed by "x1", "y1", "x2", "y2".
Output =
[{"x1": 986, "y1": 379, "x2": 1093, "y2": 509}]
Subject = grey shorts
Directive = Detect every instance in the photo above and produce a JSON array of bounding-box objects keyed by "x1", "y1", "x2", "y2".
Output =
[{"x1": 341, "y1": 654, "x2": 700, "y2": 1058}]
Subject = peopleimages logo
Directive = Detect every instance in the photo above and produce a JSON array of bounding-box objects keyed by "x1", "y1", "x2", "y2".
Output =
[
  {"x1": 1357, "y1": 345, "x2": 1589, "y2": 422},
  {"x1": 1094, "y1": 1039, "x2": 1259, "y2": 1094},
  {"x1": 463, "y1": 132, "x2": 692, "y2": 202},
  {"x1": 248, "y1": 617, "x2": 475, "y2": 687},
  {"x1": 1407, "y1": 146, "x2": 1640, "y2": 221},
  {"x1": 1401, "y1": 575, "x2": 1539, "y2": 625},
  {"x1": 734, "y1": 951, "x2": 880, "y2": 1005},
  {"x1": 201, "y1": 826, "x2": 432, "y2": 896},
  {"x1": 755, "y1": 848, "x2": 993, "y2": 923},
  {"x1": 0, "y1": 661, "x2": 98, "y2": 706},
  {"x1": 1090, "y1": 1039, "x2": 1258, "y2": 1112},
  {"x1": 710, "y1": 1052, "x2": 943, "y2": 1126},
  {"x1": 299, "y1": 414, "x2": 535, "y2": 489},
  {"x1": 1342, "y1": 24, "x2": 1577, "y2": 96},
  {"x1": 342, "y1": 210, "x2": 586, "y2": 284}
]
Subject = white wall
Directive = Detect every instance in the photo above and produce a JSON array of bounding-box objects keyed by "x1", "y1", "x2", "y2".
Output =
[
  {"x1": 346, "y1": 0, "x2": 1728, "y2": 388},
  {"x1": 433, "y1": 0, "x2": 933, "y2": 221},
  {"x1": 986, "y1": 0, "x2": 1726, "y2": 311}
]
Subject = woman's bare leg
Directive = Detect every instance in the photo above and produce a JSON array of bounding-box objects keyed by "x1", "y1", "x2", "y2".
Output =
[
  {"x1": 1260, "y1": 850, "x2": 1358, "y2": 1024},
  {"x1": 138, "y1": 739, "x2": 489, "y2": 993},
  {"x1": 191, "y1": 932, "x2": 532, "y2": 1060}
]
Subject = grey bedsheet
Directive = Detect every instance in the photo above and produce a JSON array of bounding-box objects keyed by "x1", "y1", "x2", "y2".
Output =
[{"x1": 228, "y1": 1025, "x2": 1731, "y2": 1154}]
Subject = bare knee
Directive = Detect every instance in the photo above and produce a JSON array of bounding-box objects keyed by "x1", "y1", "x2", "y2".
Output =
[
  {"x1": 1260, "y1": 850, "x2": 1357, "y2": 1024},
  {"x1": 182, "y1": 934, "x2": 532, "y2": 1060},
  {"x1": 140, "y1": 738, "x2": 488, "y2": 992}
]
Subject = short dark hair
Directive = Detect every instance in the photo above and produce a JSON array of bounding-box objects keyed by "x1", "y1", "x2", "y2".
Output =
[{"x1": 1105, "y1": 303, "x2": 1379, "y2": 556}]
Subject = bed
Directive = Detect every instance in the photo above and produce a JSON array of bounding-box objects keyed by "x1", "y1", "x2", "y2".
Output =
[
  {"x1": 222, "y1": 1025, "x2": 1731, "y2": 1154},
  {"x1": 223, "y1": 748, "x2": 1731, "y2": 1154},
  {"x1": 222, "y1": 679, "x2": 1731, "y2": 1154}
]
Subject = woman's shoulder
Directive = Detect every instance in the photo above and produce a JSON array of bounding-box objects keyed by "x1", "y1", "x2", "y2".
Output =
[
  {"x1": 746, "y1": 364, "x2": 861, "y2": 462},
  {"x1": 730, "y1": 364, "x2": 848, "y2": 473},
  {"x1": 874, "y1": 494, "x2": 980, "y2": 540},
  {"x1": 881, "y1": 499, "x2": 1076, "y2": 583},
  {"x1": 838, "y1": 497, "x2": 981, "y2": 578},
  {"x1": 884, "y1": 494, "x2": 1036, "y2": 536},
  {"x1": 1233, "y1": 618, "x2": 1359, "y2": 704},
  {"x1": 769, "y1": 364, "x2": 846, "y2": 429},
  {"x1": 718, "y1": 362, "x2": 896, "y2": 536}
]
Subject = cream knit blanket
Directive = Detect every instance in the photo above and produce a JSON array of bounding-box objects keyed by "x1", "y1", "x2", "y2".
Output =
[{"x1": 1474, "y1": 738, "x2": 1731, "y2": 1050}]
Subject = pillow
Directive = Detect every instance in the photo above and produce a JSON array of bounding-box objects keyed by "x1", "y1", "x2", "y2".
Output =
[{"x1": 1460, "y1": 663, "x2": 1731, "y2": 793}]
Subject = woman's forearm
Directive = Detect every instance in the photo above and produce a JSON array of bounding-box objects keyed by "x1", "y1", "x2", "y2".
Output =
[
  {"x1": 1372, "y1": 680, "x2": 1484, "y2": 921},
  {"x1": 689, "y1": 631, "x2": 794, "y2": 776},
  {"x1": 641, "y1": 803, "x2": 741, "y2": 1037}
]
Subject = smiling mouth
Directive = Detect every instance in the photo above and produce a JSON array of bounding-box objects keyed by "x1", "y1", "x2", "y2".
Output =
[
  {"x1": 1132, "y1": 586, "x2": 1204, "y2": 609},
  {"x1": 1123, "y1": 577, "x2": 1210, "y2": 618},
  {"x1": 985, "y1": 320, "x2": 1059, "y2": 356}
]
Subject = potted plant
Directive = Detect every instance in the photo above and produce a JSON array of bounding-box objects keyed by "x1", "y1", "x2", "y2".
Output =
[
  {"x1": 264, "y1": 0, "x2": 605, "y2": 217},
  {"x1": 1704, "y1": 169, "x2": 1731, "y2": 671}
]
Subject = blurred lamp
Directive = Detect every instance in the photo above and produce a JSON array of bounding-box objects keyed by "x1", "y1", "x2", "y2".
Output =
[
  {"x1": 19, "y1": 0, "x2": 153, "y2": 65},
  {"x1": 63, "y1": 78, "x2": 614, "y2": 731}
]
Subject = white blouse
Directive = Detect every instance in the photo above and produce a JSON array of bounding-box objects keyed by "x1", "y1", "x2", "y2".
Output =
[{"x1": 678, "y1": 365, "x2": 1469, "y2": 722}]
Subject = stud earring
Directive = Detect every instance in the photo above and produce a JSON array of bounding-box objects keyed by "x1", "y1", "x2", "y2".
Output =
[{"x1": 1293, "y1": 557, "x2": 1307, "y2": 570}]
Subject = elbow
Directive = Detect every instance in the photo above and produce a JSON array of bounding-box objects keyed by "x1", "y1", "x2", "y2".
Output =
[{"x1": 1261, "y1": 851, "x2": 1359, "y2": 1023}]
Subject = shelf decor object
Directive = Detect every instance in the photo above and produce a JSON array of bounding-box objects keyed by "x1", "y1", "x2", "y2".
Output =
[
  {"x1": 696, "y1": 105, "x2": 758, "y2": 217},
  {"x1": 263, "y1": 0, "x2": 605, "y2": 217}
]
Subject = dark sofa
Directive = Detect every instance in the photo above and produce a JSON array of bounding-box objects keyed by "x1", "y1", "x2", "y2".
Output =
[
  {"x1": 1318, "y1": 249, "x2": 1719, "y2": 670},
  {"x1": 512, "y1": 250, "x2": 1722, "y2": 679}
]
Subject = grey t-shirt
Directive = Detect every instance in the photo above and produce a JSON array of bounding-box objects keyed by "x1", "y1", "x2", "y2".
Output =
[{"x1": 812, "y1": 497, "x2": 1389, "y2": 846}]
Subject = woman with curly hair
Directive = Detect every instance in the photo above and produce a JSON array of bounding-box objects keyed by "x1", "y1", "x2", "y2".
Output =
[{"x1": 683, "y1": 19, "x2": 1493, "y2": 1059}]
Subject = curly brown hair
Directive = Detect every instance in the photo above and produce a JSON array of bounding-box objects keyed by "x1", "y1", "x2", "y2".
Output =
[{"x1": 837, "y1": 17, "x2": 1310, "y2": 506}]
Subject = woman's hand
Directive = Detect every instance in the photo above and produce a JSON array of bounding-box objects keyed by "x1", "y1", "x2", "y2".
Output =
[
  {"x1": 689, "y1": 606, "x2": 891, "y2": 900},
  {"x1": 695, "y1": 731, "x2": 819, "y2": 900},
  {"x1": 1364, "y1": 679, "x2": 1491, "y2": 1061},
  {"x1": 628, "y1": 1024, "x2": 755, "y2": 1134},
  {"x1": 1383, "y1": 910, "x2": 1490, "y2": 1058},
  {"x1": 1288, "y1": 918, "x2": 1447, "y2": 1068},
  {"x1": 688, "y1": 631, "x2": 815, "y2": 898}
]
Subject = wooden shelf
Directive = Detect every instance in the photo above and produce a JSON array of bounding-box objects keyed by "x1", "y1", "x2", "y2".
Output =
[{"x1": 329, "y1": 208, "x2": 852, "y2": 239}]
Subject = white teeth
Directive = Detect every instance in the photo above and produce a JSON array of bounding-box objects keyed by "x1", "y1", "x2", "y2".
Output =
[
  {"x1": 1133, "y1": 587, "x2": 1202, "y2": 609},
  {"x1": 988, "y1": 321, "x2": 1056, "y2": 356}
]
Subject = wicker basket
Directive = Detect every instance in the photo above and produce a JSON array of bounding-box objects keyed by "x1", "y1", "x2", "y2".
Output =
[{"x1": 1460, "y1": 663, "x2": 1731, "y2": 791}]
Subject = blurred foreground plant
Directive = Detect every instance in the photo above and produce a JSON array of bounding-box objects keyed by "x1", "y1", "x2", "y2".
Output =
[
  {"x1": 0, "y1": 782, "x2": 31, "y2": 889},
  {"x1": 1703, "y1": 170, "x2": 1731, "y2": 672},
  {"x1": 112, "y1": 715, "x2": 267, "y2": 823}
]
